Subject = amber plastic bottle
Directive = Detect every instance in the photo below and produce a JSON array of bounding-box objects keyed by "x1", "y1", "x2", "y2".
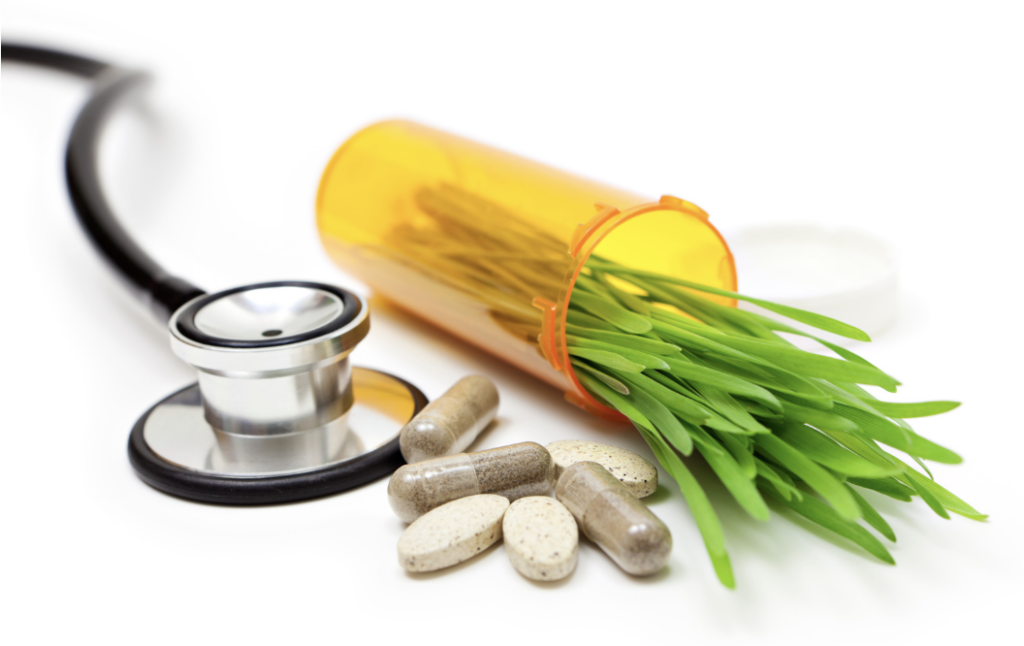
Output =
[{"x1": 316, "y1": 120, "x2": 736, "y2": 419}]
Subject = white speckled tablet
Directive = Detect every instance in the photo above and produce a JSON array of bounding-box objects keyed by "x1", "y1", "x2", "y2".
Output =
[
  {"x1": 398, "y1": 494, "x2": 509, "y2": 573},
  {"x1": 546, "y1": 440, "x2": 658, "y2": 498},
  {"x1": 502, "y1": 497, "x2": 578, "y2": 581}
]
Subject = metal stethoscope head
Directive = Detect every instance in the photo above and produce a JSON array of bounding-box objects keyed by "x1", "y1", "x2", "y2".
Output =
[
  {"x1": 2, "y1": 43, "x2": 426, "y2": 504},
  {"x1": 169, "y1": 281, "x2": 370, "y2": 464},
  {"x1": 131, "y1": 282, "x2": 426, "y2": 504}
]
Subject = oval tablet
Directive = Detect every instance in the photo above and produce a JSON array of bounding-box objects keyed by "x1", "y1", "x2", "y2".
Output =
[
  {"x1": 503, "y1": 497, "x2": 578, "y2": 582},
  {"x1": 397, "y1": 494, "x2": 510, "y2": 573},
  {"x1": 546, "y1": 440, "x2": 658, "y2": 498}
]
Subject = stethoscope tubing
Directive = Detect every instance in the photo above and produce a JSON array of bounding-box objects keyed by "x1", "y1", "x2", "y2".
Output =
[
  {"x1": 3, "y1": 41, "x2": 418, "y2": 503},
  {"x1": 2, "y1": 41, "x2": 205, "y2": 322}
]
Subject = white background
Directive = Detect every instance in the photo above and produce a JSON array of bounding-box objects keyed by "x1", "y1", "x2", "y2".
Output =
[{"x1": 2, "y1": 2, "x2": 1022, "y2": 644}]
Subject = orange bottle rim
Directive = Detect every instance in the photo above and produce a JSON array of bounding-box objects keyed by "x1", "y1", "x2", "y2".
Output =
[{"x1": 534, "y1": 195, "x2": 737, "y2": 422}]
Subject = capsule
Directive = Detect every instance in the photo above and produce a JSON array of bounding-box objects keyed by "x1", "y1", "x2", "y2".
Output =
[
  {"x1": 400, "y1": 375, "x2": 500, "y2": 463},
  {"x1": 388, "y1": 442, "x2": 555, "y2": 523},
  {"x1": 556, "y1": 461, "x2": 672, "y2": 576}
]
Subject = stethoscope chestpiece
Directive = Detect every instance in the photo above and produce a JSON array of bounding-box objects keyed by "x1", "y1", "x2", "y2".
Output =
[{"x1": 128, "y1": 281, "x2": 427, "y2": 504}]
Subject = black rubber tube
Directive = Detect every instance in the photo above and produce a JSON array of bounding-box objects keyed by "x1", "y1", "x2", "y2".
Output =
[
  {"x1": 2, "y1": 42, "x2": 205, "y2": 321},
  {"x1": 0, "y1": 42, "x2": 108, "y2": 78}
]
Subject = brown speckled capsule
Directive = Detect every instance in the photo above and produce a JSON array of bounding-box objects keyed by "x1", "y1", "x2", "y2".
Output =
[
  {"x1": 556, "y1": 461, "x2": 672, "y2": 576},
  {"x1": 400, "y1": 375, "x2": 499, "y2": 463},
  {"x1": 388, "y1": 442, "x2": 555, "y2": 523}
]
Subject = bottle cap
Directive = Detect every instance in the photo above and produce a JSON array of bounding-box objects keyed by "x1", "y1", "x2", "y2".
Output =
[{"x1": 729, "y1": 224, "x2": 898, "y2": 340}]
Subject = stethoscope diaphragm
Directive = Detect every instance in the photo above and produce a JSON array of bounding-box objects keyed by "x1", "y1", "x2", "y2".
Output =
[{"x1": 129, "y1": 281, "x2": 426, "y2": 504}]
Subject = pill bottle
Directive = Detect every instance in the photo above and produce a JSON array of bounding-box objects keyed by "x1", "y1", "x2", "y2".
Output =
[{"x1": 316, "y1": 120, "x2": 735, "y2": 420}]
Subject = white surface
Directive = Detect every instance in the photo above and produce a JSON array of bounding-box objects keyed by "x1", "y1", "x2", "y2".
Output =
[{"x1": 2, "y1": 2, "x2": 1022, "y2": 644}]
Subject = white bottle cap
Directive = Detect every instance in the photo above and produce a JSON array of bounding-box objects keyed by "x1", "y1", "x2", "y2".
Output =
[{"x1": 728, "y1": 224, "x2": 899, "y2": 341}]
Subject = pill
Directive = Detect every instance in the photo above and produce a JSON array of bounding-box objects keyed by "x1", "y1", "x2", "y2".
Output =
[
  {"x1": 502, "y1": 496, "x2": 578, "y2": 582},
  {"x1": 397, "y1": 494, "x2": 510, "y2": 573},
  {"x1": 556, "y1": 461, "x2": 672, "y2": 576},
  {"x1": 400, "y1": 375, "x2": 500, "y2": 463},
  {"x1": 388, "y1": 442, "x2": 555, "y2": 523},
  {"x1": 546, "y1": 439, "x2": 658, "y2": 498}
]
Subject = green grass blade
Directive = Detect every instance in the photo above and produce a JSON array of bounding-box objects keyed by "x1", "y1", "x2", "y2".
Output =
[
  {"x1": 720, "y1": 433, "x2": 757, "y2": 480},
  {"x1": 565, "y1": 324, "x2": 681, "y2": 355},
  {"x1": 912, "y1": 454, "x2": 935, "y2": 480},
  {"x1": 575, "y1": 371, "x2": 654, "y2": 431},
  {"x1": 817, "y1": 380, "x2": 891, "y2": 418},
  {"x1": 868, "y1": 400, "x2": 962, "y2": 418},
  {"x1": 615, "y1": 376, "x2": 695, "y2": 456},
  {"x1": 567, "y1": 346, "x2": 644, "y2": 373},
  {"x1": 780, "y1": 399, "x2": 860, "y2": 433},
  {"x1": 661, "y1": 356, "x2": 782, "y2": 412},
  {"x1": 638, "y1": 425, "x2": 735, "y2": 588},
  {"x1": 571, "y1": 290, "x2": 652, "y2": 333},
  {"x1": 647, "y1": 370, "x2": 761, "y2": 438},
  {"x1": 573, "y1": 273, "x2": 611, "y2": 296},
  {"x1": 834, "y1": 404, "x2": 962, "y2": 464},
  {"x1": 691, "y1": 382, "x2": 769, "y2": 433},
  {"x1": 642, "y1": 371, "x2": 761, "y2": 435},
  {"x1": 681, "y1": 421, "x2": 727, "y2": 456},
  {"x1": 814, "y1": 341, "x2": 895, "y2": 393},
  {"x1": 847, "y1": 477, "x2": 915, "y2": 502},
  {"x1": 697, "y1": 354, "x2": 835, "y2": 409},
  {"x1": 705, "y1": 413, "x2": 762, "y2": 435},
  {"x1": 762, "y1": 485, "x2": 895, "y2": 564},
  {"x1": 745, "y1": 311, "x2": 893, "y2": 389},
  {"x1": 834, "y1": 403, "x2": 915, "y2": 452},
  {"x1": 595, "y1": 272, "x2": 653, "y2": 315},
  {"x1": 689, "y1": 423, "x2": 770, "y2": 521},
  {"x1": 566, "y1": 309, "x2": 618, "y2": 331},
  {"x1": 901, "y1": 468, "x2": 951, "y2": 519},
  {"x1": 756, "y1": 434, "x2": 862, "y2": 521},
  {"x1": 774, "y1": 423, "x2": 901, "y2": 478},
  {"x1": 844, "y1": 484, "x2": 897, "y2": 542},
  {"x1": 587, "y1": 260, "x2": 871, "y2": 341},
  {"x1": 688, "y1": 332, "x2": 900, "y2": 388},
  {"x1": 647, "y1": 280, "x2": 783, "y2": 341},
  {"x1": 815, "y1": 426, "x2": 901, "y2": 467},
  {"x1": 566, "y1": 335, "x2": 671, "y2": 370},
  {"x1": 756, "y1": 459, "x2": 803, "y2": 501},
  {"x1": 614, "y1": 370, "x2": 712, "y2": 427},
  {"x1": 570, "y1": 359, "x2": 630, "y2": 394},
  {"x1": 742, "y1": 400, "x2": 784, "y2": 419},
  {"x1": 892, "y1": 460, "x2": 988, "y2": 520},
  {"x1": 649, "y1": 316, "x2": 762, "y2": 363},
  {"x1": 630, "y1": 277, "x2": 748, "y2": 334}
]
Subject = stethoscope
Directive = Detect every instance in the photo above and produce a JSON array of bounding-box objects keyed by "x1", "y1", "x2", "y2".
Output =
[{"x1": 2, "y1": 42, "x2": 428, "y2": 505}]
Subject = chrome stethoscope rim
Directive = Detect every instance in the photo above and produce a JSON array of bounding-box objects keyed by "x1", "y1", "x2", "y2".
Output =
[{"x1": 128, "y1": 368, "x2": 427, "y2": 504}]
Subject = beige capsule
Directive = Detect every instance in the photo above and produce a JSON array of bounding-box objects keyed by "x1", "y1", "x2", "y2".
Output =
[
  {"x1": 397, "y1": 494, "x2": 510, "y2": 573},
  {"x1": 400, "y1": 375, "x2": 500, "y2": 463},
  {"x1": 388, "y1": 442, "x2": 555, "y2": 523},
  {"x1": 546, "y1": 440, "x2": 658, "y2": 498},
  {"x1": 556, "y1": 461, "x2": 672, "y2": 576},
  {"x1": 503, "y1": 497, "x2": 578, "y2": 581}
]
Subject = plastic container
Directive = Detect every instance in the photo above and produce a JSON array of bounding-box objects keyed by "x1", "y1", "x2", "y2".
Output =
[{"x1": 316, "y1": 120, "x2": 736, "y2": 419}]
